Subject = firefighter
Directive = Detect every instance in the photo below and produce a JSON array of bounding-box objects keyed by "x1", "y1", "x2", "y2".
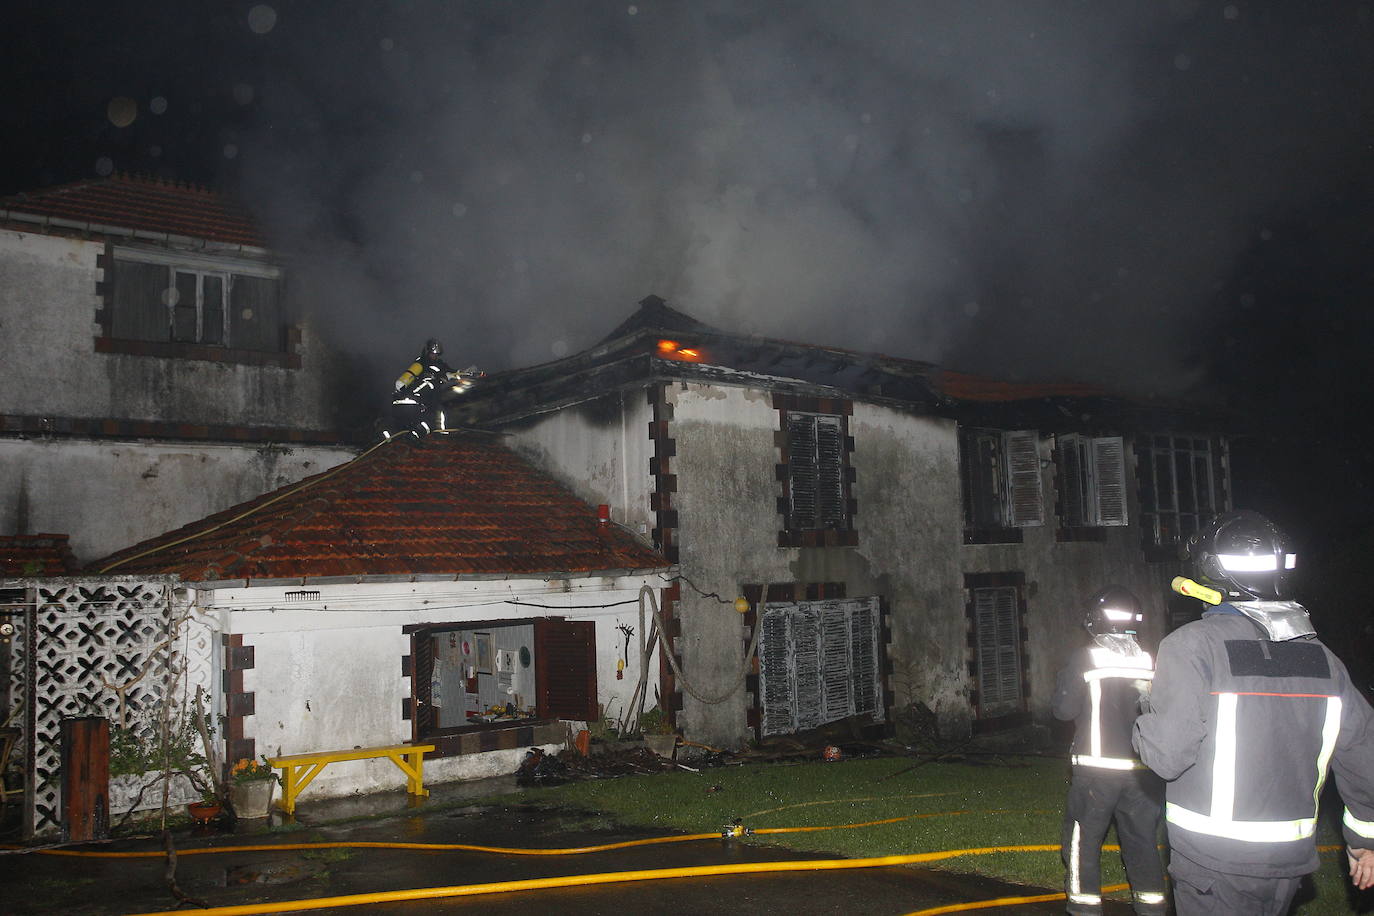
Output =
[
  {"x1": 1054, "y1": 585, "x2": 1167, "y2": 915},
  {"x1": 382, "y1": 338, "x2": 481, "y2": 438},
  {"x1": 1134, "y1": 510, "x2": 1374, "y2": 915}
]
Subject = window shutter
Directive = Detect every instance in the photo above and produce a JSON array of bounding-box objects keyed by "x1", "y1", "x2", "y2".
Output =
[
  {"x1": 791, "y1": 603, "x2": 823, "y2": 732},
  {"x1": 110, "y1": 260, "x2": 171, "y2": 342},
  {"x1": 202, "y1": 275, "x2": 225, "y2": 345},
  {"x1": 758, "y1": 598, "x2": 883, "y2": 737},
  {"x1": 412, "y1": 628, "x2": 434, "y2": 737},
  {"x1": 1002, "y1": 430, "x2": 1043, "y2": 527},
  {"x1": 787, "y1": 414, "x2": 819, "y2": 529},
  {"x1": 815, "y1": 416, "x2": 846, "y2": 528},
  {"x1": 1059, "y1": 434, "x2": 1087, "y2": 526},
  {"x1": 758, "y1": 610, "x2": 795, "y2": 736},
  {"x1": 1091, "y1": 436, "x2": 1128, "y2": 526},
  {"x1": 974, "y1": 587, "x2": 1022, "y2": 713},
  {"x1": 534, "y1": 619, "x2": 599, "y2": 721}
]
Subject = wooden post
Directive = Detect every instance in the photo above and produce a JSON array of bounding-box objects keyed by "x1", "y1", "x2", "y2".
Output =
[{"x1": 60, "y1": 717, "x2": 109, "y2": 843}]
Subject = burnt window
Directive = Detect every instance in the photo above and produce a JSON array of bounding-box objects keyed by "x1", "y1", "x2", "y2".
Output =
[
  {"x1": 757, "y1": 597, "x2": 884, "y2": 737},
  {"x1": 960, "y1": 428, "x2": 1043, "y2": 542},
  {"x1": 775, "y1": 396, "x2": 857, "y2": 547},
  {"x1": 106, "y1": 251, "x2": 285, "y2": 355},
  {"x1": 1057, "y1": 434, "x2": 1128, "y2": 529},
  {"x1": 1135, "y1": 434, "x2": 1227, "y2": 553}
]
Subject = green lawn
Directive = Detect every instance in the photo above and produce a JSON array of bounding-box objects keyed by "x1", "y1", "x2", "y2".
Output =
[{"x1": 506, "y1": 754, "x2": 1369, "y2": 914}]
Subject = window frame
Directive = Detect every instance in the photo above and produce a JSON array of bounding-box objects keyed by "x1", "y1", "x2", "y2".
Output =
[
  {"x1": 964, "y1": 572, "x2": 1030, "y2": 733},
  {"x1": 1056, "y1": 433, "x2": 1129, "y2": 533},
  {"x1": 774, "y1": 395, "x2": 857, "y2": 548},
  {"x1": 959, "y1": 427, "x2": 1044, "y2": 543},
  {"x1": 1135, "y1": 434, "x2": 1229, "y2": 558}
]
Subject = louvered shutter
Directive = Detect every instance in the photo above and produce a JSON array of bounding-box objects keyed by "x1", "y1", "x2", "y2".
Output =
[
  {"x1": 758, "y1": 598, "x2": 883, "y2": 737},
  {"x1": 788, "y1": 414, "x2": 819, "y2": 529},
  {"x1": 1002, "y1": 430, "x2": 1043, "y2": 527},
  {"x1": 1059, "y1": 434, "x2": 1088, "y2": 526},
  {"x1": 1091, "y1": 436, "x2": 1128, "y2": 526},
  {"x1": 534, "y1": 619, "x2": 599, "y2": 721},
  {"x1": 815, "y1": 416, "x2": 846, "y2": 528},
  {"x1": 412, "y1": 628, "x2": 435, "y2": 737},
  {"x1": 974, "y1": 587, "x2": 1022, "y2": 714}
]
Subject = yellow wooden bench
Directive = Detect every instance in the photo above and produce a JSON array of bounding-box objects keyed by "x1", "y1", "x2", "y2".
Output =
[{"x1": 267, "y1": 743, "x2": 436, "y2": 814}]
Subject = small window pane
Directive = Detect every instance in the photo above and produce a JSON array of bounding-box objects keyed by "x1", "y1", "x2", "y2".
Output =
[
  {"x1": 172, "y1": 272, "x2": 198, "y2": 342},
  {"x1": 201, "y1": 275, "x2": 224, "y2": 345}
]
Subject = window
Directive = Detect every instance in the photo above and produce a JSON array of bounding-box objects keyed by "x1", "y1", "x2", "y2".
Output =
[
  {"x1": 774, "y1": 395, "x2": 857, "y2": 547},
  {"x1": 757, "y1": 597, "x2": 884, "y2": 737},
  {"x1": 965, "y1": 573, "x2": 1028, "y2": 730},
  {"x1": 1057, "y1": 434, "x2": 1128, "y2": 528},
  {"x1": 409, "y1": 618, "x2": 596, "y2": 753},
  {"x1": 106, "y1": 248, "x2": 284, "y2": 354},
  {"x1": 1135, "y1": 435, "x2": 1228, "y2": 552},
  {"x1": 959, "y1": 428, "x2": 1043, "y2": 539}
]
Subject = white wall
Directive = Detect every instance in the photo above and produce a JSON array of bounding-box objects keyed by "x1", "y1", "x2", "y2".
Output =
[
  {"x1": 0, "y1": 437, "x2": 357, "y2": 564},
  {"x1": 0, "y1": 230, "x2": 339, "y2": 430},
  {"x1": 212, "y1": 575, "x2": 664, "y2": 798}
]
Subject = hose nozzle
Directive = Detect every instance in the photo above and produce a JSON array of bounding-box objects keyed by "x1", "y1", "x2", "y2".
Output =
[{"x1": 1172, "y1": 576, "x2": 1223, "y2": 606}]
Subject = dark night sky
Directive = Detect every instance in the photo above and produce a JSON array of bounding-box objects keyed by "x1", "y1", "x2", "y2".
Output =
[{"x1": 5, "y1": 1, "x2": 1374, "y2": 550}]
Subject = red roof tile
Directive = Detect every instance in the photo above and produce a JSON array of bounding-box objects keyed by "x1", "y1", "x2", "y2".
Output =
[
  {"x1": 1, "y1": 535, "x2": 78, "y2": 577},
  {"x1": 0, "y1": 173, "x2": 265, "y2": 248},
  {"x1": 88, "y1": 435, "x2": 668, "y2": 582}
]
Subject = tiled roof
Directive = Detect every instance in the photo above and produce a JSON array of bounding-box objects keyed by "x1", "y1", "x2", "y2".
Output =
[
  {"x1": 1, "y1": 535, "x2": 78, "y2": 577},
  {"x1": 88, "y1": 434, "x2": 667, "y2": 582},
  {"x1": 0, "y1": 173, "x2": 265, "y2": 248}
]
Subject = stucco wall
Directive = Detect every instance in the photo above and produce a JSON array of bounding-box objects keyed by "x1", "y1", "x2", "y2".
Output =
[
  {"x1": 0, "y1": 438, "x2": 357, "y2": 564},
  {"x1": 216, "y1": 576, "x2": 663, "y2": 798},
  {"x1": 500, "y1": 389, "x2": 657, "y2": 539},
  {"x1": 0, "y1": 229, "x2": 338, "y2": 430}
]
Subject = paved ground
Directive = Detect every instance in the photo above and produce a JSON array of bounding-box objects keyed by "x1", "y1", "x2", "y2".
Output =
[{"x1": 0, "y1": 775, "x2": 1138, "y2": 915}]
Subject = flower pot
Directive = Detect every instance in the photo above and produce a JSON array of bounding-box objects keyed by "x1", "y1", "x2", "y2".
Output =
[
  {"x1": 186, "y1": 800, "x2": 223, "y2": 824},
  {"x1": 230, "y1": 779, "x2": 276, "y2": 819},
  {"x1": 644, "y1": 734, "x2": 677, "y2": 758}
]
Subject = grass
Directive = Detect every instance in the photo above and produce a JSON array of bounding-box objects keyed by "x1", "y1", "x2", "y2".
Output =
[{"x1": 504, "y1": 754, "x2": 1369, "y2": 915}]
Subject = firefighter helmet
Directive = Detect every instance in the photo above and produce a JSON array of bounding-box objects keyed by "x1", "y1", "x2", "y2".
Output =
[
  {"x1": 1183, "y1": 510, "x2": 1294, "y2": 601},
  {"x1": 1084, "y1": 585, "x2": 1144, "y2": 636},
  {"x1": 425, "y1": 338, "x2": 443, "y2": 358}
]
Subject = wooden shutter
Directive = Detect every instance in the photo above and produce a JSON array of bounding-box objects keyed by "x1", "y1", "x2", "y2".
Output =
[
  {"x1": 1002, "y1": 430, "x2": 1043, "y2": 527},
  {"x1": 758, "y1": 609, "x2": 794, "y2": 735},
  {"x1": 110, "y1": 260, "x2": 170, "y2": 342},
  {"x1": 1059, "y1": 434, "x2": 1088, "y2": 526},
  {"x1": 534, "y1": 619, "x2": 598, "y2": 721},
  {"x1": 814, "y1": 415, "x2": 846, "y2": 528},
  {"x1": 412, "y1": 628, "x2": 435, "y2": 738},
  {"x1": 1091, "y1": 436, "x2": 1128, "y2": 526},
  {"x1": 788, "y1": 414, "x2": 819, "y2": 529},
  {"x1": 974, "y1": 587, "x2": 1022, "y2": 713}
]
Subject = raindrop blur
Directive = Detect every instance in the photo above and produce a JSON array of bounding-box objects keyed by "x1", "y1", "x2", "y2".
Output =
[
  {"x1": 247, "y1": 4, "x2": 277, "y2": 35},
  {"x1": 844, "y1": 134, "x2": 859, "y2": 151},
  {"x1": 150, "y1": 96, "x2": 168, "y2": 115},
  {"x1": 1259, "y1": 228, "x2": 1273, "y2": 241},
  {"x1": 232, "y1": 83, "x2": 255, "y2": 106},
  {"x1": 513, "y1": 258, "x2": 529, "y2": 274},
  {"x1": 149, "y1": 145, "x2": 162, "y2": 158},
  {"x1": 627, "y1": 5, "x2": 638, "y2": 15},
  {"x1": 1240, "y1": 293, "x2": 1257, "y2": 309},
  {"x1": 962, "y1": 301, "x2": 980, "y2": 317},
  {"x1": 451, "y1": 203, "x2": 467, "y2": 217},
  {"x1": 860, "y1": 112, "x2": 872, "y2": 125},
  {"x1": 161, "y1": 286, "x2": 180, "y2": 307},
  {"x1": 380, "y1": 37, "x2": 395, "y2": 52},
  {"x1": 223, "y1": 144, "x2": 239, "y2": 160},
  {"x1": 107, "y1": 97, "x2": 137, "y2": 128},
  {"x1": 410, "y1": 170, "x2": 424, "y2": 184},
  {"x1": 957, "y1": 188, "x2": 974, "y2": 203},
  {"x1": 1223, "y1": 5, "x2": 1240, "y2": 20},
  {"x1": 581, "y1": 132, "x2": 593, "y2": 145},
  {"x1": 1174, "y1": 53, "x2": 1192, "y2": 71},
  {"x1": 551, "y1": 340, "x2": 569, "y2": 357},
  {"x1": 95, "y1": 157, "x2": 114, "y2": 176},
  {"x1": 574, "y1": 171, "x2": 586, "y2": 183}
]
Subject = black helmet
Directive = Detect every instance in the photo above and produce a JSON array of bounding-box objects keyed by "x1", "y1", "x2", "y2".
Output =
[
  {"x1": 1183, "y1": 510, "x2": 1294, "y2": 601},
  {"x1": 1084, "y1": 585, "x2": 1143, "y2": 636},
  {"x1": 425, "y1": 338, "x2": 443, "y2": 357}
]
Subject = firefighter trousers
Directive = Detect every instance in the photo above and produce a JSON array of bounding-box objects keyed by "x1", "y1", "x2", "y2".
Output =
[{"x1": 1061, "y1": 766, "x2": 1167, "y2": 915}]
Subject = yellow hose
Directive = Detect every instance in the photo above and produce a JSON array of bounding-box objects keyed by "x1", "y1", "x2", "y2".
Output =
[
  {"x1": 902, "y1": 882, "x2": 1129, "y2": 915},
  {"x1": 125, "y1": 845, "x2": 1068, "y2": 916}
]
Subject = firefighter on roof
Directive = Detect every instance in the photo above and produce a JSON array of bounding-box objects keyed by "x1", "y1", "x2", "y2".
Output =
[
  {"x1": 1134, "y1": 510, "x2": 1374, "y2": 915},
  {"x1": 382, "y1": 338, "x2": 482, "y2": 438},
  {"x1": 1054, "y1": 585, "x2": 1167, "y2": 915}
]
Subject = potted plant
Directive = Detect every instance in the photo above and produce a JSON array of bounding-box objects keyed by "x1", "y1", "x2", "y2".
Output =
[
  {"x1": 228, "y1": 756, "x2": 278, "y2": 819},
  {"x1": 638, "y1": 707, "x2": 678, "y2": 758}
]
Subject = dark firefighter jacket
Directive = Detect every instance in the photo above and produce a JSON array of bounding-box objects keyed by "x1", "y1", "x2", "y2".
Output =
[
  {"x1": 1054, "y1": 642, "x2": 1153, "y2": 769},
  {"x1": 1133, "y1": 607, "x2": 1374, "y2": 878}
]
